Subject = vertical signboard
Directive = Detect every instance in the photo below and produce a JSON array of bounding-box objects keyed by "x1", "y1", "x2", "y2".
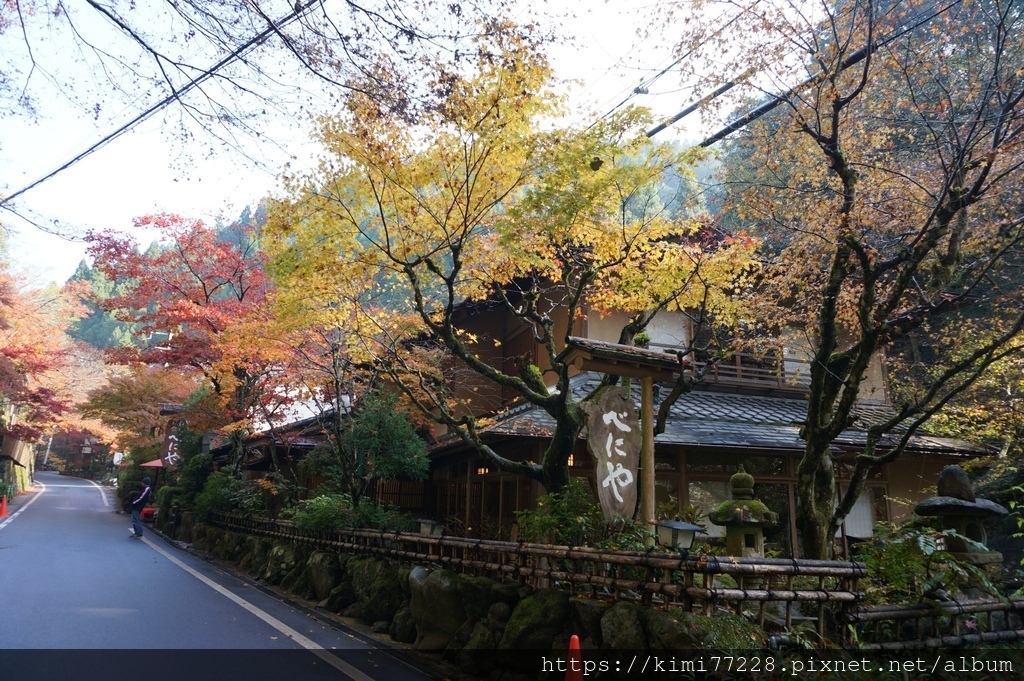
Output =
[
  {"x1": 581, "y1": 385, "x2": 640, "y2": 521},
  {"x1": 160, "y1": 420, "x2": 184, "y2": 470}
]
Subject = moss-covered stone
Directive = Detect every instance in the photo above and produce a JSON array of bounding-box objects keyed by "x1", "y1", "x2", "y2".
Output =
[
  {"x1": 455, "y1": 573, "x2": 496, "y2": 622},
  {"x1": 305, "y1": 551, "x2": 343, "y2": 601},
  {"x1": 325, "y1": 579, "x2": 357, "y2": 612},
  {"x1": 238, "y1": 537, "x2": 273, "y2": 575},
  {"x1": 209, "y1": 529, "x2": 241, "y2": 560},
  {"x1": 262, "y1": 542, "x2": 301, "y2": 585},
  {"x1": 600, "y1": 601, "x2": 647, "y2": 652},
  {"x1": 409, "y1": 568, "x2": 468, "y2": 651},
  {"x1": 389, "y1": 603, "x2": 417, "y2": 644},
  {"x1": 176, "y1": 511, "x2": 196, "y2": 543},
  {"x1": 490, "y1": 580, "x2": 525, "y2": 608},
  {"x1": 497, "y1": 589, "x2": 571, "y2": 672},
  {"x1": 570, "y1": 597, "x2": 611, "y2": 647},
  {"x1": 641, "y1": 609, "x2": 765, "y2": 651},
  {"x1": 396, "y1": 565, "x2": 412, "y2": 599},
  {"x1": 342, "y1": 557, "x2": 404, "y2": 624},
  {"x1": 454, "y1": 620, "x2": 500, "y2": 676},
  {"x1": 191, "y1": 525, "x2": 214, "y2": 552},
  {"x1": 281, "y1": 558, "x2": 312, "y2": 598}
]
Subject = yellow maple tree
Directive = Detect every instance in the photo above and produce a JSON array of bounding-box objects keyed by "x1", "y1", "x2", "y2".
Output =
[{"x1": 266, "y1": 34, "x2": 757, "y2": 492}]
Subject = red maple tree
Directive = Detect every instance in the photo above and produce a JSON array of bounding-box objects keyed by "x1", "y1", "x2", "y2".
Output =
[{"x1": 86, "y1": 214, "x2": 273, "y2": 420}]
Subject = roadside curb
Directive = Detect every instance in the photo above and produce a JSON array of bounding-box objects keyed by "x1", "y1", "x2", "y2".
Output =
[{"x1": 3, "y1": 484, "x2": 41, "y2": 515}]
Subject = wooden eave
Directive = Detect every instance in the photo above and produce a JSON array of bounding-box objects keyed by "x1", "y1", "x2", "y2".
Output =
[{"x1": 559, "y1": 336, "x2": 681, "y2": 382}]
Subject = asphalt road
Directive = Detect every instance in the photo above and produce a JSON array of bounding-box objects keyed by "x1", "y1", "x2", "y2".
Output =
[{"x1": 0, "y1": 471, "x2": 442, "y2": 681}]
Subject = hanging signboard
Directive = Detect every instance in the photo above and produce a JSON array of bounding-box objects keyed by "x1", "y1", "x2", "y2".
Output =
[
  {"x1": 581, "y1": 385, "x2": 640, "y2": 521},
  {"x1": 160, "y1": 420, "x2": 185, "y2": 470}
]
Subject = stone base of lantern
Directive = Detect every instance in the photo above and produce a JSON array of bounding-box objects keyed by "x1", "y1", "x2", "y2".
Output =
[{"x1": 947, "y1": 550, "x2": 1003, "y2": 566}]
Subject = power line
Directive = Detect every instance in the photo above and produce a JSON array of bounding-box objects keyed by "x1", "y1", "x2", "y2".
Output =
[
  {"x1": 643, "y1": 0, "x2": 964, "y2": 144},
  {"x1": 0, "y1": 0, "x2": 320, "y2": 215},
  {"x1": 591, "y1": 7, "x2": 747, "y2": 130}
]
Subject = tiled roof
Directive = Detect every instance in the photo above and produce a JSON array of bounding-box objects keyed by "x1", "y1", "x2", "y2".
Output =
[{"x1": 456, "y1": 373, "x2": 986, "y2": 456}]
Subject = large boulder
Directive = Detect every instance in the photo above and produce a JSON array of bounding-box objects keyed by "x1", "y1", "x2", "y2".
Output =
[
  {"x1": 409, "y1": 568, "x2": 468, "y2": 651},
  {"x1": 389, "y1": 603, "x2": 417, "y2": 644},
  {"x1": 571, "y1": 597, "x2": 611, "y2": 648},
  {"x1": 641, "y1": 609, "x2": 766, "y2": 651},
  {"x1": 238, "y1": 537, "x2": 273, "y2": 575},
  {"x1": 280, "y1": 555, "x2": 313, "y2": 599},
  {"x1": 262, "y1": 542, "x2": 302, "y2": 585},
  {"x1": 325, "y1": 580, "x2": 358, "y2": 612},
  {"x1": 497, "y1": 589, "x2": 571, "y2": 672},
  {"x1": 454, "y1": 600, "x2": 519, "y2": 676},
  {"x1": 343, "y1": 557, "x2": 404, "y2": 624},
  {"x1": 454, "y1": 619, "x2": 501, "y2": 676},
  {"x1": 190, "y1": 525, "x2": 212, "y2": 552},
  {"x1": 203, "y1": 528, "x2": 241, "y2": 561},
  {"x1": 305, "y1": 551, "x2": 343, "y2": 601},
  {"x1": 175, "y1": 511, "x2": 197, "y2": 543},
  {"x1": 600, "y1": 602, "x2": 647, "y2": 653}
]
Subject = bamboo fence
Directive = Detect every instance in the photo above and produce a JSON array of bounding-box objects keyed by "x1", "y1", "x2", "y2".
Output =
[
  {"x1": 208, "y1": 511, "x2": 864, "y2": 637},
  {"x1": 846, "y1": 598, "x2": 1024, "y2": 649}
]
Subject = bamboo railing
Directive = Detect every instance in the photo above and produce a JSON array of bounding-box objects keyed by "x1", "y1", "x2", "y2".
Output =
[
  {"x1": 207, "y1": 512, "x2": 864, "y2": 637},
  {"x1": 845, "y1": 598, "x2": 1024, "y2": 649}
]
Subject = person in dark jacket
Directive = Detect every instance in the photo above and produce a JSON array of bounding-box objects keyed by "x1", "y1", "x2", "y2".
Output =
[{"x1": 129, "y1": 477, "x2": 153, "y2": 539}]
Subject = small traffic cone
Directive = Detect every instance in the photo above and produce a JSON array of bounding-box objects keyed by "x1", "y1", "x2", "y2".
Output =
[
  {"x1": 566, "y1": 634, "x2": 583, "y2": 681},
  {"x1": 0, "y1": 495, "x2": 8, "y2": 519}
]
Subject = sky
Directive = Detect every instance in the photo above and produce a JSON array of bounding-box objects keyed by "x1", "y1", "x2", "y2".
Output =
[{"x1": 0, "y1": 1, "x2": 715, "y2": 287}]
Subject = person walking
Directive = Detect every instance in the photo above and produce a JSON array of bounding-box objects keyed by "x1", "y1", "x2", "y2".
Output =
[{"x1": 129, "y1": 477, "x2": 153, "y2": 539}]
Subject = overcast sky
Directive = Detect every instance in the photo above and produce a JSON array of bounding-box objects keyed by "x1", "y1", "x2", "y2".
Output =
[{"x1": 1, "y1": 1, "x2": 711, "y2": 287}]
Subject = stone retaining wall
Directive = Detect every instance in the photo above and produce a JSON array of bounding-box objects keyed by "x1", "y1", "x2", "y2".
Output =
[{"x1": 191, "y1": 524, "x2": 767, "y2": 679}]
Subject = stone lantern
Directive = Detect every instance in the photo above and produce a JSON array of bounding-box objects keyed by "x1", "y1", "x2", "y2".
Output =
[
  {"x1": 709, "y1": 466, "x2": 779, "y2": 558},
  {"x1": 913, "y1": 465, "x2": 1008, "y2": 566}
]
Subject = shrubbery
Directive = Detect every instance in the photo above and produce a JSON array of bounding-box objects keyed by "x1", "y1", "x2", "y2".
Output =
[
  {"x1": 515, "y1": 478, "x2": 652, "y2": 550},
  {"x1": 194, "y1": 473, "x2": 239, "y2": 521},
  {"x1": 291, "y1": 493, "x2": 418, "y2": 533},
  {"x1": 853, "y1": 523, "x2": 997, "y2": 603}
]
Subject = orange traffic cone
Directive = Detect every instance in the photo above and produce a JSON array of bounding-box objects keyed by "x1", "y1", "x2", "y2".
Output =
[
  {"x1": 0, "y1": 495, "x2": 8, "y2": 519},
  {"x1": 566, "y1": 634, "x2": 583, "y2": 681}
]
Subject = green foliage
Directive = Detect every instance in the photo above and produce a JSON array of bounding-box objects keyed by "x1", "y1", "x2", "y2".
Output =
[
  {"x1": 300, "y1": 390, "x2": 429, "y2": 502},
  {"x1": 345, "y1": 390, "x2": 429, "y2": 483},
  {"x1": 299, "y1": 443, "x2": 349, "y2": 495},
  {"x1": 657, "y1": 501, "x2": 706, "y2": 528},
  {"x1": 194, "y1": 473, "x2": 240, "y2": 521},
  {"x1": 293, "y1": 493, "x2": 418, "y2": 533},
  {"x1": 175, "y1": 454, "x2": 214, "y2": 508},
  {"x1": 154, "y1": 485, "x2": 180, "y2": 527},
  {"x1": 293, "y1": 494, "x2": 354, "y2": 532},
  {"x1": 231, "y1": 473, "x2": 296, "y2": 518},
  {"x1": 66, "y1": 260, "x2": 137, "y2": 349},
  {"x1": 853, "y1": 523, "x2": 997, "y2": 604},
  {"x1": 515, "y1": 478, "x2": 653, "y2": 550}
]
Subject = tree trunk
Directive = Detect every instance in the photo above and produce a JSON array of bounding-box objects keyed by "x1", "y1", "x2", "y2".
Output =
[
  {"x1": 795, "y1": 441, "x2": 838, "y2": 560},
  {"x1": 539, "y1": 403, "x2": 583, "y2": 494}
]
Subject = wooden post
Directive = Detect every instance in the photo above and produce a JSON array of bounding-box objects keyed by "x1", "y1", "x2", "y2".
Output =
[{"x1": 641, "y1": 375, "x2": 655, "y2": 546}]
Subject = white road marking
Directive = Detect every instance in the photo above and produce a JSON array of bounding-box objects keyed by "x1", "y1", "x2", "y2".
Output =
[
  {"x1": 85, "y1": 479, "x2": 111, "y2": 507},
  {"x1": 142, "y1": 538, "x2": 375, "y2": 681},
  {"x1": 0, "y1": 481, "x2": 46, "y2": 531}
]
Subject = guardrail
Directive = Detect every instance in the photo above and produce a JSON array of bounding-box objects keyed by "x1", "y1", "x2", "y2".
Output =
[{"x1": 208, "y1": 511, "x2": 864, "y2": 637}]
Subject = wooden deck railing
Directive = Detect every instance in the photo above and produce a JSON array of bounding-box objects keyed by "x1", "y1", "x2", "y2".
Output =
[
  {"x1": 650, "y1": 345, "x2": 812, "y2": 393},
  {"x1": 208, "y1": 511, "x2": 863, "y2": 637}
]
